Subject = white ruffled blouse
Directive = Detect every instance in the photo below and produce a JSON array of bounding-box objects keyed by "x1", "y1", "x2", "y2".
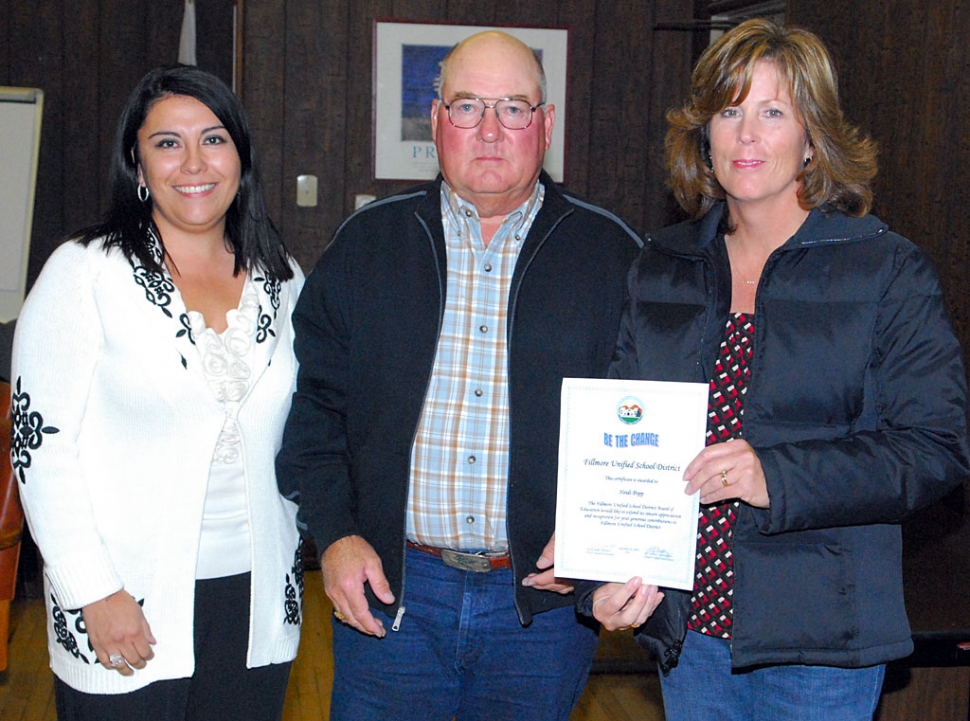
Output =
[{"x1": 189, "y1": 280, "x2": 260, "y2": 579}]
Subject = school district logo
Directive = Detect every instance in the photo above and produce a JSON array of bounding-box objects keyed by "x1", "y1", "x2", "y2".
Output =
[{"x1": 617, "y1": 397, "x2": 643, "y2": 425}]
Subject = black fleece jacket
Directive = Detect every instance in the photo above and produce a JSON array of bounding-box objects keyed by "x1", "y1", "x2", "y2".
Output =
[{"x1": 277, "y1": 173, "x2": 641, "y2": 624}]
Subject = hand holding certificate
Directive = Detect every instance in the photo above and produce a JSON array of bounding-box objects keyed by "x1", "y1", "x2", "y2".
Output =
[{"x1": 554, "y1": 378, "x2": 707, "y2": 590}]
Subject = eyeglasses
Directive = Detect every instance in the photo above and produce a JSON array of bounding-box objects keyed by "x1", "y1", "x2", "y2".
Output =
[{"x1": 442, "y1": 97, "x2": 544, "y2": 130}]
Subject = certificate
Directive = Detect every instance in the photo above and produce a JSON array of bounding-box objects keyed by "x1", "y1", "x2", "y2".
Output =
[{"x1": 554, "y1": 378, "x2": 707, "y2": 590}]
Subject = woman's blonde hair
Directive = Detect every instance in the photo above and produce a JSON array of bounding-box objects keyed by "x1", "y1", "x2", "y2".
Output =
[{"x1": 666, "y1": 18, "x2": 877, "y2": 219}]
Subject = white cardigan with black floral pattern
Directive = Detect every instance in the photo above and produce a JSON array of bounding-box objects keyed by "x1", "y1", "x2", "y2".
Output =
[{"x1": 10, "y1": 237, "x2": 304, "y2": 694}]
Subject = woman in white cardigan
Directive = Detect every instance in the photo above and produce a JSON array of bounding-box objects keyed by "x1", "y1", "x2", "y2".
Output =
[{"x1": 10, "y1": 66, "x2": 303, "y2": 721}]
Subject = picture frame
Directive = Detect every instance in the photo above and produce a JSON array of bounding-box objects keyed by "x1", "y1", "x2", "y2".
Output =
[{"x1": 373, "y1": 20, "x2": 569, "y2": 182}]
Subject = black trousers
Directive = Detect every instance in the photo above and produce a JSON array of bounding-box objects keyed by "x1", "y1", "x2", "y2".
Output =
[{"x1": 55, "y1": 573, "x2": 292, "y2": 721}]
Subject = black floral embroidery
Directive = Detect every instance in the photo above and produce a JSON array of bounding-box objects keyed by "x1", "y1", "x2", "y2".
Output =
[
  {"x1": 176, "y1": 313, "x2": 196, "y2": 346},
  {"x1": 283, "y1": 538, "x2": 305, "y2": 626},
  {"x1": 132, "y1": 265, "x2": 176, "y2": 318},
  {"x1": 130, "y1": 232, "x2": 194, "y2": 368},
  {"x1": 144, "y1": 230, "x2": 165, "y2": 265},
  {"x1": 10, "y1": 376, "x2": 60, "y2": 485},
  {"x1": 255, "y1": 276, "x2": 282, "y2": 318},
  {"x1": 255, "y1": 305, "x2": 275, "y2": 344},
  {"x1": 51, "y1": 594, "x2": 92, "y2": 664}
]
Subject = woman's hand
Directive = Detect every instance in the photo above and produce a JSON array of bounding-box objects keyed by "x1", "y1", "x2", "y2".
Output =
[
  {"x1": 683, "y1": 439, "x2": 769, "y2": 507},
  {"x1": 591, "y1": 578, "x2": 664, "y2": 632},
  {"x1": 82, "y1": 590, "x2": 156, "y2": 675}
]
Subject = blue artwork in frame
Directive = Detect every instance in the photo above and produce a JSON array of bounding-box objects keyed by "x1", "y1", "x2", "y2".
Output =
[
  {"x1": 400, "y1": 44, "x2": 445, "y2": 141},
  {"x1": 375, "y1": 21, "x2": 568, "y2": 181}
]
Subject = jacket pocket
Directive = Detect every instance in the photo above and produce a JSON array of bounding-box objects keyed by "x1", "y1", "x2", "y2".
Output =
[{"x1": 733, "y1": 538, "x2": 854, "y2": 657}]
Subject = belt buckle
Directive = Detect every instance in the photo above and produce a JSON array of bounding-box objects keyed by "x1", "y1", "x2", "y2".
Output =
[{"x1": 440, "y1": 549, "x2": 493, "y2": 573}]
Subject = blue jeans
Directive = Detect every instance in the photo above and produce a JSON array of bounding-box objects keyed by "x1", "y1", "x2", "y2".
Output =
[
  {"x1": 330, "y1": 547, "x2": 599, "y2": 721},
  {"x1": 660, "y1": 630, "x2": 886, "y2": 721}
]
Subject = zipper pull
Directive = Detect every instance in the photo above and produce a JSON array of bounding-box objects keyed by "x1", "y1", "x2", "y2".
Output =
[{"x1": 391, "y1": 605, "x2": 406, "y2": 632}]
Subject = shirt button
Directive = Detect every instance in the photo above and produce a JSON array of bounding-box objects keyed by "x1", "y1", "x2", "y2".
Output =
[
  {"x1": 468, "y1": 455, "x2": 476, "y2": 464},
  {"x1": 464, "y1": 208, "x2": 473, "y2": 217},
  {"x1": 474, "y1": 389, "x2": 483, "y2": 397},
  {"x1": 466, "y1": 516, "x2": 475, "y2": 524},
  {"x1": 479, "y1": 325, "x2": 488, "y2": 333},
  {"x1": 484, "y1": 263, "x2": 492, "y2": 272}
]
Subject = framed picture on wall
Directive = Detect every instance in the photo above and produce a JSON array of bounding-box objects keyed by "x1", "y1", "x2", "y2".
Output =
[{"x1": 373, "y1": 20, "x2": 569, "y2": 182}]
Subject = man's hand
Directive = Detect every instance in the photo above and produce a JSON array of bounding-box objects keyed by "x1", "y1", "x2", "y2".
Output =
[
  {"x1": 83, "y1": 590, "x2": 156, "y2": 675},
  {"x1": 521, "y1": 532, "x2": 573, "y2": 594},
  {"x1": 322, "y1": 535, "x2": 395, "y2": 637}
]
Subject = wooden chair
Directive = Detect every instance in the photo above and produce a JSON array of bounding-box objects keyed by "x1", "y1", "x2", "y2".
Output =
[{"x1": 0, "y1": 380, "x2": 25, "y2": 671}]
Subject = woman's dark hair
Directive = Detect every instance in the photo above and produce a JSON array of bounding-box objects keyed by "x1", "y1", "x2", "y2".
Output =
[
  {"x1": 666, "y1": 18, "x2": 877, "y2": 220},
  {"x1": 77, "y1": 65, "x2": 292, "y2": 281}
]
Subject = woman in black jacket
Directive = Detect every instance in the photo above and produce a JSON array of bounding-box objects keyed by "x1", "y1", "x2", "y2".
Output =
[{"x1": 587, "y1": 18, "x2": 970, "y2": 721}]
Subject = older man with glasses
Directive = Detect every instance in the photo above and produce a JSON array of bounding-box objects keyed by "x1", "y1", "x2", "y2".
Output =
[{"x1": 277, "y1": 30, "x2": 642, "y2": 721}]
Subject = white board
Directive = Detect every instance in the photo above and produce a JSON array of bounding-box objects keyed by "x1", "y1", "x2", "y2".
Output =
[{"x1": 0, "y1": 87, "x2": 43, "y2": 322}]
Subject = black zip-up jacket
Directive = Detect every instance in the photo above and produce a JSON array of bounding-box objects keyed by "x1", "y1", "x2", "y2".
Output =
[
  {"x1": 582, "y1": 203, "x2": 970, "y2": 670},
  {"x1": 277, "y1": 173, "x2": 641, "y2": 624}
]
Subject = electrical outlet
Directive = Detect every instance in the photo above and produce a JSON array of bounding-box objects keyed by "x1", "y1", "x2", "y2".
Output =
[{"x1": 297, "y1": 175, "x2": 318, "y2": 207}]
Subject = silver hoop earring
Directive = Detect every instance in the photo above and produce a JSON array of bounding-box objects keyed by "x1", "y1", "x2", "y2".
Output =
[
  {"x1": 803, "y1": 156, "x2": 813, "y2": 168},
  {"x1": 137, "y1": 184, "x2": 150, "y2": 203}
]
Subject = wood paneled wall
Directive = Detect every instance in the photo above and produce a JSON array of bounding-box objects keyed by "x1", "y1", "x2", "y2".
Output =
[
  {"x1": 2, "y1": 0, "x2": 969, "y2": 361},
  {"x1": 4, "y1": 1, "x2": 969, "y2": 307}
]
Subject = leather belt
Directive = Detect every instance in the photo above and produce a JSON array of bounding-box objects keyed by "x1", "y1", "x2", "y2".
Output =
[{"x1": 407, "y1": 541, "x2": 511, "y2": 573}]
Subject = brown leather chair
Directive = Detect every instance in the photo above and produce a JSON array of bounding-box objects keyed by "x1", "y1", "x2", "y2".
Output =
[{"x1": 0, "y1": 380, "x2": 25, "y2": 671}]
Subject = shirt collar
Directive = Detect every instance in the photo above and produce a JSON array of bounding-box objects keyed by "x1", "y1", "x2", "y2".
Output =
[{"x1": 440, "y1": 181, "x2": 544, "y2": 241}]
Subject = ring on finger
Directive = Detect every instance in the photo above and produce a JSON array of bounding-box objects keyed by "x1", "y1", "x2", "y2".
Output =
[
  {"x1": 720, "y1": 470, "x2": 729, "y2": 487},
  {"x1": 108, "y1": 653, "x2": 126, "y2": 668},
  {"x1": 333, "y1": 610, "x2": 347, "y2": 623}
]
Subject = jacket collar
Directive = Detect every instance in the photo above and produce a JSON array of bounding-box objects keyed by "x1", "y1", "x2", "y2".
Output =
[
  {"x1": 415, "y1": 170, "x2": 573, "y2": 251},
  {"x1": 648, "y1": 201, "x2": 888, "y2": 255},
  {"x1": 417, "y1": 170, "x2": 568, "y2": 217}
]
